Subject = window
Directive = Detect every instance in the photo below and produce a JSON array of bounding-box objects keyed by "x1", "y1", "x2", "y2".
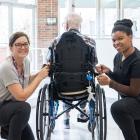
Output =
[
  {"x1": 0, "y1": 5, "x2": 8, "y2": 44},
  {"x1": 103, "y1": 0, "x2": 117, "y2": 37},
  {"x1": 13, "y1": 7, "x2": 33, "y2": 42},
  {"x1": 0, "y1": 1, "x2": 36, "y2": 63},
  {"x1": 59, "y1": 0, "x2": 117, "y2": 38},
  {"x1": 123, "y1": 0, "x2": 140, "y2": 38},
  {"x1": 17, "y1": 0, "x2": 36, "y2": 4},
  {"x1": 75, "y1": 8, "x2": 96, "y2": 36},
  {"x1": 75, "y1": 0, "x2": 96, "y2": 36},
  {"x1": 0, "y1": 5, "x2": 8, "y2": 62},
  {"x1": 59, "y1": 0, "x2": 96, "y2": 37}
]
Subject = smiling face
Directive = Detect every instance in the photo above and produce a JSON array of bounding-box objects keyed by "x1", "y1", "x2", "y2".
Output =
[
  {"x1": 10, "y1": 36, "x2": 29, "y2": 59},
  {"x1": 112, "y1": 31, "x2": 132, "y2": 54}
]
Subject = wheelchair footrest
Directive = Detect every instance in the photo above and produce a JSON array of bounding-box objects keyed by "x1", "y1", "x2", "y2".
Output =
[{"x1": 77, "y1": 117, "x2": 88, "y2": 123}]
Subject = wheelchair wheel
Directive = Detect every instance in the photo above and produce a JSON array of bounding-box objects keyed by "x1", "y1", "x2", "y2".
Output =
[
  {"x1": 88, "y1": 121, "x2": 96, "y2": 140},
  {"x1": 90, "y1": 84, "x2": 107, "y2": 140},
  {"x1": 101, "y1": 88, "x2": 107, "y2": 140},
  {"x1": 36, "y1": 84, "x2": 51, "y2": 140}
]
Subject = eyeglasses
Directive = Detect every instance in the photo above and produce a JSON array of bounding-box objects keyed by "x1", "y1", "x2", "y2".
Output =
[{"x1": 14, "y1": 42, "x2": 29, "y2": 48}]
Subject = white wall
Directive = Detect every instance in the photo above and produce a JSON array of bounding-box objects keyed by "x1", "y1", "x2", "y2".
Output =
[{"x1": 96, "y1": 38, "x2": 140, "y2": 98}]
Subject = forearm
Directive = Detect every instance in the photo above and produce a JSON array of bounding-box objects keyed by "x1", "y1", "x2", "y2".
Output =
[
  {"x1": 109, "y1": 79, "x2": 140, "y2": 96},
  {"x1": 8, "y1": 76, "x2": 43, "y2": 101},
  {"x1": 29, "y1": 73, "x2": 38, "y2": 83},
  {"x1": 109, "y1": 80, "x2": 130, "y2": 94},
  {"x1": 8, "y1": 66, "x2": 49, "y2": 101},
  {"x1": 23, "y1": 76, "x2": 43, "y2": 100}
]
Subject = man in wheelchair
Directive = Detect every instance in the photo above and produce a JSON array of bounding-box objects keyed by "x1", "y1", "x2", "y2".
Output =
[{"x1": 47, "y1": 12, "x2": 98, "y2": 129}]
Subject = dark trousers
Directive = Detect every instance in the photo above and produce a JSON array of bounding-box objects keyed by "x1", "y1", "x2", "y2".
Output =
[
  {"x1": 0, "y1": 100, "x2": 35, "y2": 140},
  {"x1": 111, "y1": 97, "x2": 140, "y2": 140}
]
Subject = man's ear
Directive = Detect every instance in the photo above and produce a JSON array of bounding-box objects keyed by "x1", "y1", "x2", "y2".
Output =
[{"x1": 65, "y1": 21, "x2": 69, "y2": 31}]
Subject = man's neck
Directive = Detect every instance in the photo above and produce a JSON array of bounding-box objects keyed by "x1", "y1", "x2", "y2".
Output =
[{"x1": 69, "y1": 28, "x2": 80, "y2": 32}]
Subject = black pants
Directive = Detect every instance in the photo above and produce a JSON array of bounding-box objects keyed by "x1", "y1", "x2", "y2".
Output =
[
  {"x1": 0, "y1": 100, "x2": 35, "y2": 140},
  {"x1": 111, "y1": 97, "x2": 140, "y2": 140}
]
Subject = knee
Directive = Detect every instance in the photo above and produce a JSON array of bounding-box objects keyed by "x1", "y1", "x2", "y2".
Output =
[
  {"x1": 16, "y1": 102, "x2": 31, "y2": 119},
  {"x1": 111, "y1": 101, "x2": 125, "y2": 117},
  {"x1": 21, "y1": 102, "x2": 31, "y2": 115}
]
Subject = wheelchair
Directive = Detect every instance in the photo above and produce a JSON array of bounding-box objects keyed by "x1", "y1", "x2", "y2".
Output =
[{"x1": 36, "y1": 73, "x2": 107, "y2": 140}]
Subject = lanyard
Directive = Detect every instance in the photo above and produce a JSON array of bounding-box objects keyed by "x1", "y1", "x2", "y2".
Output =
[{"x1": 12, "y1": 56, "x2": 24, "y2": 88}]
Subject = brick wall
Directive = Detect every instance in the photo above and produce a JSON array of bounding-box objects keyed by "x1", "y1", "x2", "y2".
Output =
[{"x1": 37, "y1": 0, "x2": 58, "y2": 48}]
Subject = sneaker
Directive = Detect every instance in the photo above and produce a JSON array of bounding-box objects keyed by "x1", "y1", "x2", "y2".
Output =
[
  {"x1": 77, "y1": 109, "x2": 88, "y2": 123},
  {"x1": 64, "y1": 119, "x2": 70, "y2": 129}
]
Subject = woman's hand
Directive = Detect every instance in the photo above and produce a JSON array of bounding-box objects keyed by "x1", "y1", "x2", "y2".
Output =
[
  {"x1": 37, "y1": 65, "x2": 49, "y2": 80},
  {"x1": 97, "y1": 73, "x2": 111, "y2": 86},
  {"x1": 96, "y1": 64, "x2": 110, "y2": 74}
]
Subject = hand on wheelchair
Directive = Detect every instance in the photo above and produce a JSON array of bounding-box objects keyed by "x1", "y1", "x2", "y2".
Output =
[
  {"x1": 97, "y1": 73, "x2": 111, "y2": 86},
  {"x1": 42, "y1": 63, "x2": 50, "y2": 69},
  {"x1": 96, "y1": 64, "x2": 110, "y2": 74},
  {"x1": 38, "y1": 64, "x2": 50, "y2": 80}
]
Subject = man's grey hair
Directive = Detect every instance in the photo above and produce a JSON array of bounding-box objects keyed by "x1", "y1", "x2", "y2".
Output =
[{"x1": 64, "y1": 13, "x2": 82, "y2": 30}]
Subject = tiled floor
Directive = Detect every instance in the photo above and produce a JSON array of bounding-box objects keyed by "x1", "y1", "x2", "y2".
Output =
[{"x1": 0, "y1": 97, "x2": 124, "y2": 140}]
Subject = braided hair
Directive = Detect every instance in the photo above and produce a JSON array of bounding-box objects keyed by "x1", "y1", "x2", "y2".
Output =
[{"x1": 112, "y1": 19, "x2": 133, "y2": 36}]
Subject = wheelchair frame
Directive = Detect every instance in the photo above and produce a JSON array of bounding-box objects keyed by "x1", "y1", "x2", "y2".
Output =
[{"x1": 36, "y1": 80, "x2": 107, "y2": 140}]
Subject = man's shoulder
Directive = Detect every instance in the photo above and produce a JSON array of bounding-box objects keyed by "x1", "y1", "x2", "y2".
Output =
[
  {"x1": 82, "y1": 34, "x2": 95, "y2": 41},
  {"x1": 49, "y1": 36, "x2": 61, "y2": 48},
  {"x1": 79, "y1": 34, "x2": 96, "y2": 47}
]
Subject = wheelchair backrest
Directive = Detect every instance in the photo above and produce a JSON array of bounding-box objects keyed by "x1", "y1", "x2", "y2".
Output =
[{"x1": 50, "y1": 31, "x2": 93, "y2": 94}]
